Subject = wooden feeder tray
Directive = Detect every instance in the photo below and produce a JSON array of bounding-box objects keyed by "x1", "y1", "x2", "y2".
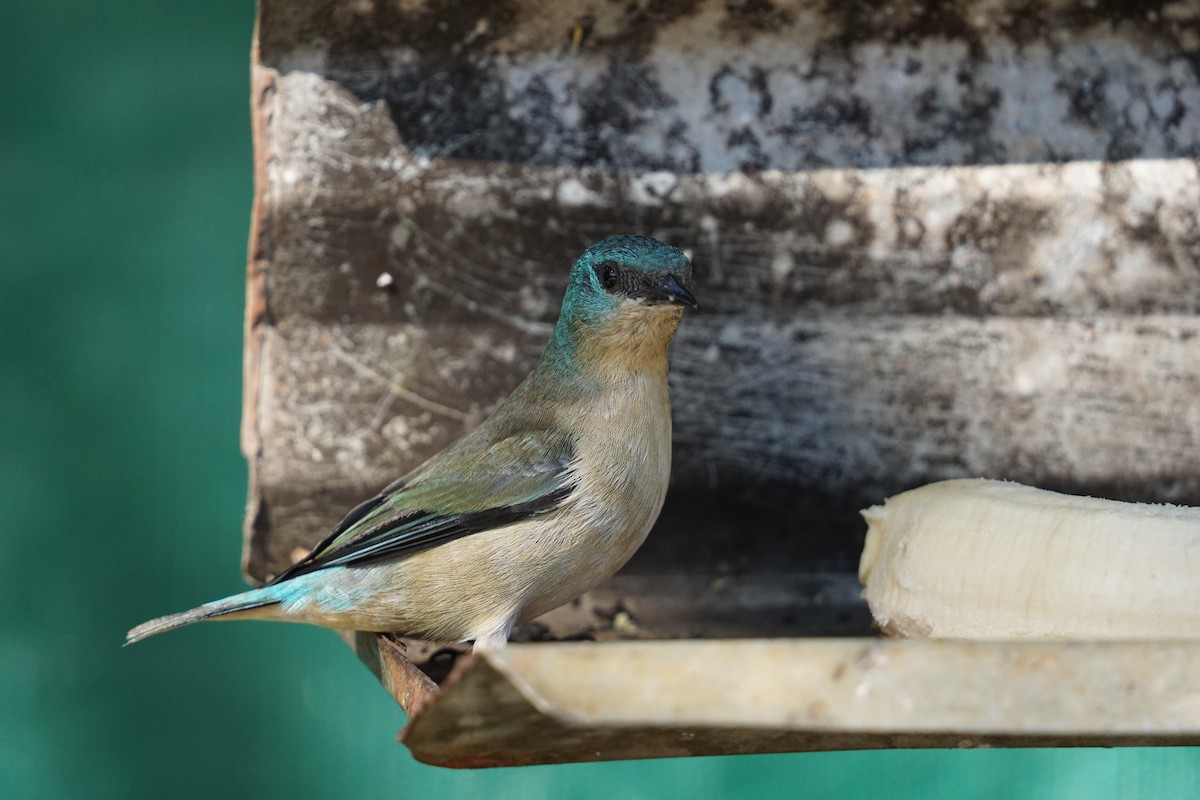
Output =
[{"x1": 242, "y1": 0, "x2": 1200, "y2": 767}]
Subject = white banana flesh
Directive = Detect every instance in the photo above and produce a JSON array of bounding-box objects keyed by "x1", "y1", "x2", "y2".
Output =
[{"x1": 858, "y1": 479, "x2": 1200, "y2": 639}]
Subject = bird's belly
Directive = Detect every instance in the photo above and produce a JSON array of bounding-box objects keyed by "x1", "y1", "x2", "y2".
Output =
[
  {"x1": 514, "y1": 380, "x2": 674, "y2": 620},
  {"x1": 296, "y1": 374, "x2": 674, "y2": 642},
  {"x1": 336, "y1": 494, "x2": 662, "y2": 641},
  {"x1": 514, "y1": 485, "x2": 665, "y2": 622}
]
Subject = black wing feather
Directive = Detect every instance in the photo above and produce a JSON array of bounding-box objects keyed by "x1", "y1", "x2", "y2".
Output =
[{"x1": 269, "y1": 483, "x2": 574, "y2": 584}]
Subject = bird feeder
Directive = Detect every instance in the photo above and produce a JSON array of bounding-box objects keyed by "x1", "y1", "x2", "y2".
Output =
[{"x1": 242, "y1": 0, "x2": 1200, "y2": 766}]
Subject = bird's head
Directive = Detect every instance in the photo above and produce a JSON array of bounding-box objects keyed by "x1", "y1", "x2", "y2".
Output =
[{"x1": 547, "y1": 235, "x2": 697, "y2": 377}]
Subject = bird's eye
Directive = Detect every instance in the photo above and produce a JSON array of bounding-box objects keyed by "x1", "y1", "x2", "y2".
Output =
[{"x1": 597, "y1": 261, "x2": 621, "y2": 290}]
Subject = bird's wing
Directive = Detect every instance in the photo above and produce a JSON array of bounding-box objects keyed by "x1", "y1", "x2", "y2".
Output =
[{"x1": 269, "y1": 429, "x2": 577, "y2": 583}]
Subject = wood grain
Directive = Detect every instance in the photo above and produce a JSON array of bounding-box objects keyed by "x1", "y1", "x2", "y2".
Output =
[{"x1": 243, "y1": 0, "x2": 1200, "y2": 752}]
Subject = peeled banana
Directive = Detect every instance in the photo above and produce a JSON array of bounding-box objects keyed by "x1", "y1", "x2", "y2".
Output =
[{"x1": 858, "y1": 479, "x2": 1200, "y2": 639}]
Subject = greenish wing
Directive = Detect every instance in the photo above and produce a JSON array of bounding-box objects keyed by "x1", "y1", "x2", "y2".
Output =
[{"x1": 269, "y1": 430, "x2": 577, "y2": 584}]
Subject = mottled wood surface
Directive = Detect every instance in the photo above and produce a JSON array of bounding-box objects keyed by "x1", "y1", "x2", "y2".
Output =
[
  {"x1": 241, "y1": 0, "x2": 1200, "y2": 762},
  {"x1": 403, "y1": 640, "x2": 1200, "y2": 767},
  {"x1": 245, "y1": 0, "x2": 1199, "y2": 593}
]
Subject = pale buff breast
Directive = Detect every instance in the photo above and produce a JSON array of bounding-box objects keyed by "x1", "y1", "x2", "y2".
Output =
[
  {"x1": 306, "y1": 304, "x2": 683, "y2": 642},
  {"x1": 334, "y1": 368, "x2": 674, "y2": 642},
  {"x1": 515, "y1": 368, "x2": 674, "y2": 620},
  {"x1": 508, "y1": 303, "x2": 681, "y2": 620}
]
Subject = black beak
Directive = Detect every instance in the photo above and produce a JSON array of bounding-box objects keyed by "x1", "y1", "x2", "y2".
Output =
[{"x1": 646, "y1": 274, "x2": 699, "y2": 309}]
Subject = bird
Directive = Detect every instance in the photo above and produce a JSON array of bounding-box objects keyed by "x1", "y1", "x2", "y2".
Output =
[{"x1": 127, "y1": 234, "x2": 697, "y2": 650}]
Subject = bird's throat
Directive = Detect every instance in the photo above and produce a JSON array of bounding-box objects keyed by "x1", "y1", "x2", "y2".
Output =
[{"x1": 573, "y1": 306, "x2": 683, "y2": 379}]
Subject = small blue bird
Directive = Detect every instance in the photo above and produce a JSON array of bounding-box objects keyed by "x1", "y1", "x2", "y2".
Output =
[{"x1": 127, "y1": 235, "x2": 697, "y2": 649}]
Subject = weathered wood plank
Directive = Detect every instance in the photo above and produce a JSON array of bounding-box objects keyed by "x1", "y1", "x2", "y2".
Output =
[
  {"x1": 402, "y1": 640, "x2": 1200, "y2": 767},
  {"x1": 243, "y1": 0, "x2": 1200, "y2": 760},
  {"x1": 256, "y1": 0, "x2": 1200, "y2": 170},
  {"x1": 259, "y1": 91, "x2": 1200, "y2": 320},
  {"x1": 244, "y1": 0, "x2": 1200, "y2": 596},
  {"x1": 246, "y1": 314, "x2": 1200, "y2": 581}
]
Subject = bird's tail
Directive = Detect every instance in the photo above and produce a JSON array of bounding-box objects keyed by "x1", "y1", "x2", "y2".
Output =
[{"x1": 125, "y1": 586, "x2": 282, "y2": 645}]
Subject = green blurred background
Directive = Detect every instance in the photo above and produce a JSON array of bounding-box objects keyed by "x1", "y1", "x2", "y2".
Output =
[{"x1": 2, "y1": 2, "x2": 1197, "y2": 798}]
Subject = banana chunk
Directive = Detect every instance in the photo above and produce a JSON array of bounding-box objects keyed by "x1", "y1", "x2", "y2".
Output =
[{"x1": 858, "y1": 479, "x2": 1200, "y2": 639}]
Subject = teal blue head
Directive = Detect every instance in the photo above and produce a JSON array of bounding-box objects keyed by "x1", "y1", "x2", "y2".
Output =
[{"x1": 545, "y1": 235, "x2": 697, "y2": 374}]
